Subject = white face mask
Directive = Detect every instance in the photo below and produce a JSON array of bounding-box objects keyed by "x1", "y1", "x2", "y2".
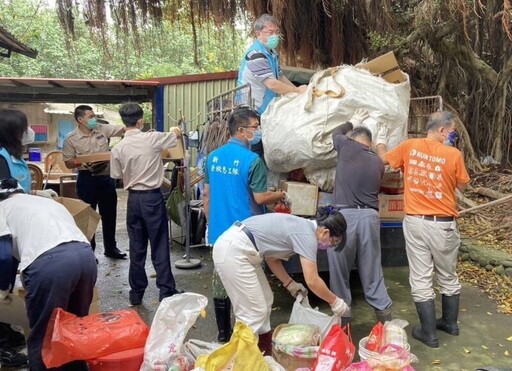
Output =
[{"x1": 21, "y1": 127, "x2": 35, "y2": 145}]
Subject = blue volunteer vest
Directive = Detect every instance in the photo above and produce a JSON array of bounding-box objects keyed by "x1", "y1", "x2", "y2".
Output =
[
  {"x1": 207, "y1": 138, "x2": 264, "y2": 244},
  {"x1": 0, "y1": 148, "x2": 31, "y2": 192},
  {"x1": 237, "y1": 39, "x2": 280, "y2": 114}
]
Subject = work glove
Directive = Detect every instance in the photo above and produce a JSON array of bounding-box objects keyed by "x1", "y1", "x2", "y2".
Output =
[
  {"x1": 35, "y1": 189, "x2": 58, "y2": 199},
  {"x1": 330, "y1": 296, "x2": 350, "y2": 317},
  {"x1": 349, "y1": 108, "x2": 369, "y2": 127},
  {"x1": 286, "y1": 280, "x2": 309, "y2": 298},
  {"x1": 376, "y1": 123, "x2": 388, "y2": 146}
]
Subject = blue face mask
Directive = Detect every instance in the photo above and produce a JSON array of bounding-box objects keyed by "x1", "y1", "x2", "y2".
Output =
[
  {"x1": 444, "y1": 130, "x2": 459, "y2": 146},
  {"x1": 265, "y1": 34, "x2": 280, "y2": 49},
  {"x1": 87, "y1": 118, "x2": 98, "y2": 130},
  {"x1": 248, "y1": 128, "x2": 262, "y2": 145}
]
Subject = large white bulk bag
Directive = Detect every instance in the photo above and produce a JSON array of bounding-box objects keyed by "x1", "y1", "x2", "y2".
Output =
[{"x1": 262, "y1": 65, "x2": 411, "y2": 173}]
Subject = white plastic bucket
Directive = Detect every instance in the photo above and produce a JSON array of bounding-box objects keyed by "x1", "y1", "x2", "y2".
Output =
[{"x1": 358, "y1": 336, "x2": 410, "y2": 361}]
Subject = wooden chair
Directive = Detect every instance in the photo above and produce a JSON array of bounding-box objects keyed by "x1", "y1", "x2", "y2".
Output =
[
  {"x1": 43, "y1": 150, "x2": 78, "y2": 198},
  {"x1": 27, "y1": 163, "x2": 43, "y2": 191}
]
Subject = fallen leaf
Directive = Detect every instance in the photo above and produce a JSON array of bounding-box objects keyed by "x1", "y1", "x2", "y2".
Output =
[
  {"x1": 463, "y1": 347, "x2": 471, "y2": 354},
  {"x1": 431, "y1": 360, "x2": 442, "y2": 365},
  {"x1": 487, "y1": 311, "x2": 493, "y2": 315},
  {"x1": 482, "y1": 345, "x2": 489, "y2": 350},
  {"x1": 507, "y1": 335, "x2": 512, "y2": 341},
  {"x1": 505, "y1": 350, "x2": 510, "y2": 356},
  {"x1": 200, "y1": 309, "x2": 207, "y2": 318}
]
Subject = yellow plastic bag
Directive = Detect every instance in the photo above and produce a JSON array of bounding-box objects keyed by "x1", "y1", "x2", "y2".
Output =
[{"x1": 196, "y1": 322, "x2": 269, "y2": 371}]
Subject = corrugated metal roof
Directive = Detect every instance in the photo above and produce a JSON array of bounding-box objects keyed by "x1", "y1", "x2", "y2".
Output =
[
  {"x1": 0, "y1": 77, "x2": 159, "y2": 103},
  {"x1": 0, "y1": 25, "x2": 38, "y2": 59}
]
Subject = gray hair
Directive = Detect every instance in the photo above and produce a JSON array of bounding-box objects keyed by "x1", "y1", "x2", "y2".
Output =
[
  {"x1": 253, "y1": 14, "x2": 278, "y2": 33},
  {"x1": 426, "y1": 111, "x2": 454, "y2": 132},
  {"x1": 350, "y1": 126, "x2": 372, "y2": 142}
]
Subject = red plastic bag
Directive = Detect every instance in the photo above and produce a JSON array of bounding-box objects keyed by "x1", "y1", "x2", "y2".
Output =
[
  {"x1": 312, "y1": 324, "x2": 355, "y2": 371},
  {"x1": 42, "y1": 308, "x2": 149, "y2": 368},
  {"x1": 366, "y1": 321, "x2": 384, "y2": 351}
]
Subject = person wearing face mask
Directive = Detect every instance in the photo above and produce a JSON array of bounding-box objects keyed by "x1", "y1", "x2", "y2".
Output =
[
  {"x1": 110, "y1": 103, "x2": 183, "y2": 306},
  {"x1": 238, "y1": 14, "x2": 307, "y2": 116},
  {"x1": 327, "y1": 109, "x2": 393, "y2": 328},
  {"x1": 212, "y1": 207, "x2": 350, "y2": 355},
  {"x1": 203, "y1": 107, "x2": 287, "y2": 343},
  {"x1": 62, "y1": 105, "x2": 127, "y2": 260},
  {"x1": 376, "y1": 111, "x2": 470, "y2": 348}
]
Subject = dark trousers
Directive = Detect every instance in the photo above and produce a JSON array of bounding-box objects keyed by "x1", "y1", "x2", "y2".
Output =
[
  {"x1": 76, "y1": 171, "x2": 118, "y2": 253},
  {"x1": 23, "y1": 242, "x2": 97, "y2": 371},
  {"x1": 126, "y1": 191, "x2": 177, "y2": 302}
]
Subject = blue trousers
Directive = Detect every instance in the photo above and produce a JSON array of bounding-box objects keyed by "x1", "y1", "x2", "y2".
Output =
[
  {"x1": 76, "y1": 171, "x2": 118, "y2": 253},
  {"x1": 126, "y1": 190, "x2": 177, "y2": 302},
  {"x1": 23, "y1": 242, "x2": 97, "y2": 370}
]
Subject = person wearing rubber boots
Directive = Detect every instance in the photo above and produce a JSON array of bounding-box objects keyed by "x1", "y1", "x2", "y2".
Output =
[
  {"x1": 203, "y1": 107, "x2": 287, "y2": 342},
  {"x1": 377, "y1": 111, "x2": 470, "y2": 347},
  {"x1": 328, "y1": 109, "x2": 393, "y2": 326},
  {"x1": 212, "y1": 208, "x2": 350, "y2": 355}
]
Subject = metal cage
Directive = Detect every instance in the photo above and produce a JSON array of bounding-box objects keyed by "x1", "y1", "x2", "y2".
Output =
[{"x1": 408, "y1": 95, "x2": 444, "y2": 138}]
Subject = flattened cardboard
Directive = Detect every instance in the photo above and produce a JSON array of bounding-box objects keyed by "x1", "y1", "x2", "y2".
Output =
[
  {"x1": 358, "y1": 51, "x2": 406, "y2": 84},
  {"x1": 161, "y1": 135, "x2": 186, "y2": 160},
  {"x1": 55, "y1": 197, "x2": 101, "y2": 241},
  {"x1": 76, "y1": 152, "x2": 111, "y2": 163},
  {"x1": 379, "y1": 193, "x2": 405, "y2": 220},
  {"x1": 278, "y1": 180, "x2": 319, "y2": 216}
]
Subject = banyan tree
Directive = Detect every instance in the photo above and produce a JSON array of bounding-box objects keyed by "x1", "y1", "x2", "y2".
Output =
[{"x1": 56, "y1": 0, "x2": 512, "y2": 170}]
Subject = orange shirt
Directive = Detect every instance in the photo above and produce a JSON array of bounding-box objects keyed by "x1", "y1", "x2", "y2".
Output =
[{"x1": 385, "y1": 138, "x2": 470, "y2": 216}]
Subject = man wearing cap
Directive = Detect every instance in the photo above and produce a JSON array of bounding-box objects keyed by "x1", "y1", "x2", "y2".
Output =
[
  {"x1": 0, "y1": 177, "x2": 96, "y2": 370},
  {"x1": 63, "y1": 105, "x2": 126, "y2": 260}
]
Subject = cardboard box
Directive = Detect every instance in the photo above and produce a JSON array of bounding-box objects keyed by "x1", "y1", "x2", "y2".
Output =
[
  {"x1": 278, "y1": 180, "x2": 319, "y2": 216},
  {"x1": 380, "y1": 170, "x2": 404, "y2": 194},
  {"x1": 55, "y1": 197, "x2": 101, "y2": 241},
  {"x1": 76, "y1": 152, "x2": 111, "y2": 163},
  {"x1": 0, "y1": 289, "x2": 30, "y2": 341},
  {"x1": 161, "y1": 135, "x2": 186, "y2": 160},
  {"x1": 379, "y1": 193, "x2": 405, "y2": 220},
  {"x1": 358, "y1": 51, "x2": 406, "y2": 84}
]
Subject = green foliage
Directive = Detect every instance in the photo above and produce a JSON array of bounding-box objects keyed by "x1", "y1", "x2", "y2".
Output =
[{"x1": 0, "y1": 0, "x2": 246, "y2": 79}]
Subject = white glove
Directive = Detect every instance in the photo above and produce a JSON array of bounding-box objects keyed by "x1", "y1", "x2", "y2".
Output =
[
  {"x1": 349, "y1": 108, "x2": 369, "y2": 127},
  {"x1": 0, "y1": 289, "x2": 10, "y2": 301},
  {"x1": 330, "y1": 296, "x2": 349, "y2": 317},
  {"x1": 282, "y1": 192, "x2": 292, "y2": 208},
  {"x1": 286, "y1": 280, "x2": 308, "y2": 298},
  {"x1": 376, "y1": 123, "x2": 388, "y2": 146},
  {"x1": 35, "y1": 189, "x2": 58, "y2": 198}
]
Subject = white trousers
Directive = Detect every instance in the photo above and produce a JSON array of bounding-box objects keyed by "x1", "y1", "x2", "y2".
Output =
[
  {"x1": 212, "y1": 225, "x2": 273, "y2": 335},
  {"x1": 403, "y1": 215, "x2": 461, "y2": 302}
]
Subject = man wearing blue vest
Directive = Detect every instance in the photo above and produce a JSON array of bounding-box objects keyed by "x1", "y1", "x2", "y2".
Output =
[
  {"x1": 203, "y1": 107, "x2": 286, "y2": 343},
  {"x1": 238, "y1": 14, "x2": 307, "y2": 116}
]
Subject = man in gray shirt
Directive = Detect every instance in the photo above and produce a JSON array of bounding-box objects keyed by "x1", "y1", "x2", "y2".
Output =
[{"x1": 327, "y1": 109, "x2": 393, "y2": 324}]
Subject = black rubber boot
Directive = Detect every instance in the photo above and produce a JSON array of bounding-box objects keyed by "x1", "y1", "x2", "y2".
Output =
[
  {"x1": 412, "y1": 300, "x2": 439, "y2": 348},
  {"x1": 0, "y1": 345, "x2": 28, "y2": 367},
  {"x1": 375, "y1": 307, "x2": 392, "y2": 324},
  {"x1": 436, "y1": 294, "x2": 460, "y2": 336},
  {"x1": 214, "y1": 298, "x2": 232, "y2": 343},
  {"x1": 0, "y1": 323, "x2": 25, "y2": 348},
  {"x1": 257, "y1": 331, "x2": 273, "y2": 356}
]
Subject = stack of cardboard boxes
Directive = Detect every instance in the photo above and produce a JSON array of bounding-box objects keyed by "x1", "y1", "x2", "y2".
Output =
[{"x1": 378, "y1": 170, "x2": 405, "y2": 220}]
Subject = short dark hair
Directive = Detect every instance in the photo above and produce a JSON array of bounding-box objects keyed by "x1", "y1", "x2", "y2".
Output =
[
  {"x1": 350, "y1": 126, "x2": 372, "y2": 142},
  {"x1": 426, "y1": 111, "x2": 454, "y2": 132},
  {"x1": 227, "y1": 107, "x2": 260, "y2": 136},
  {"x1": 0, "y1": 109, "x2": 28, "y2": 158},
  {"x1": 315, "y1": 206, "x2": 347, "y2": 251},
  {"x1": 74, "y1": 105, "x2": 93, "y2": 122},
  {"x1": 0, "y1": 177, "x2": 24, "y2": 201},
  {"x1": 119, "y1": 103, "x2": 143, "y2": 127}
]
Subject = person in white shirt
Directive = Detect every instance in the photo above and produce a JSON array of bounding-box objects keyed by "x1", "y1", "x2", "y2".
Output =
[
  {"x1": 110, "y1": 103, "x2": 183, "y2": 306},
  {"x1": 0, "y1": 177, "x2": 97, "y2": 371}
]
